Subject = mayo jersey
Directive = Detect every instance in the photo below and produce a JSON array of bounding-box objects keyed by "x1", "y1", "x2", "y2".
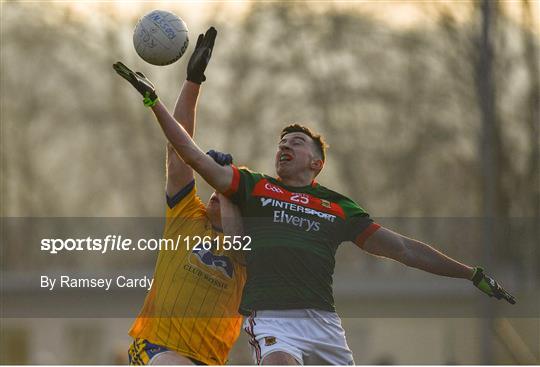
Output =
[
  {"x1": 129, "y1": 180, "x2": 246, "y2": 365},
  {"x1": 225, "y1": 167, "x2": 379, "y2": 314}
]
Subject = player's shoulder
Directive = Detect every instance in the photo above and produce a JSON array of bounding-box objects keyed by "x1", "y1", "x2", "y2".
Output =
[
  {"x1": 167, "y1": 180, "x2": 196, "y2": 208},
  {"x1": 236, "y1": 165, "x2": 268, "y2": 182},
  {"x1": 311, "y1": 182, "x2": 348, "y2": 201},
  {"x1": 166, "y1": 180, "x2": 206, "y2": 217},
  {"x1": 313, "y1": 183, "x2": 369, "y2": 216}
]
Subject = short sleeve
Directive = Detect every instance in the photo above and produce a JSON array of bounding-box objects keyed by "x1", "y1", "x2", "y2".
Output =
[
  {"x1": 165, "y1": 180, "x2": 206, "y2": 228},
  {"x1": 340, "y1": 198, "x2": 380, "y2": 247},
  {"x1": 223, "y1": 166, "x2": 261, "y2": 207}
]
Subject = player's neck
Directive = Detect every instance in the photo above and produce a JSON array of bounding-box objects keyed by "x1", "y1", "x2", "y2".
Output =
[{"x1": 278, "y1": 174, "x2": 313, "y2": 188}]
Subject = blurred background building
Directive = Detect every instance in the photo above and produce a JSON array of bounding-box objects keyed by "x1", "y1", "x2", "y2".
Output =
[{"x1": 1, "y1": 0, "x2": 539, "y2": 364}]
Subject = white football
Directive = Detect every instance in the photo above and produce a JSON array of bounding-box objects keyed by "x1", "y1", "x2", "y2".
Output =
[{"x1": 133, "y1": 10, "x2": 189, "y2": 66}]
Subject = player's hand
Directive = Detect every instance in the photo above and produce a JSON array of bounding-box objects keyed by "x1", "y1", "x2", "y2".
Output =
[
  {"x1": 207, "y1": 149, "x2": 233, "y2": 166},
  {"x1": 187, "y1": 27, "x2": 217, "y2": 84},
  {"x1": 472, "y1": 267, "x2": 516, "y2": 304},
  {"x1": 112, "y1": 61, "x2": 159, "y2": 107}
]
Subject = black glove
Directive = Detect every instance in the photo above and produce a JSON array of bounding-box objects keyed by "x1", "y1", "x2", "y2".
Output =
[
  {"x1": 187, "y1": 27, "x2": 217, "y2": 84},
  {"x1": 472, "y1": 267, "x2": 516, "y2": 304},
  {"x1": 112, "y1": 61, "x2": 158, "y2": 107},
  {"x1": 207, "y1": 149, "x2": 233, "y2": 166}
]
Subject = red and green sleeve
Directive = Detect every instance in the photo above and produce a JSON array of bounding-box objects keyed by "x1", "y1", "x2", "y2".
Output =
[
  {"x1": 339, "y1": 197, "x2": 380, "y2": 247},
  {"x1": 223, "y1": 165, "x2": 264, "y2": 206}
]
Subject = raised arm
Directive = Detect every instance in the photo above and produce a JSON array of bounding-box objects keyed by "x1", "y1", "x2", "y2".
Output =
[
  {"x1": 173, "y1": 80, "x2": 200, "y2": 137},
  {"x1": 151, "y1": 100, "x2": 233, "y2": 193},
  {"x1": 165, "y1": 142, "x2": 193, "y2": 198},
  {"x1": 166, "y1": 31, "x2": 207, "y2": 195},
  {"x1": 360, "y1": 226, "x2": 516, "y2": 303},
  {"x1": 112, "y1": 27, "x2": 234, "y2": 194},
  {"x1": 172, "y1": 26, "x2": 219, "y2": 136}
]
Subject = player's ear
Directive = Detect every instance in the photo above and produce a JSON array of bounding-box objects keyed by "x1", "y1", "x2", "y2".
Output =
[{"x1": 310, "y1": 159, "x2": 323, "y2": 172}]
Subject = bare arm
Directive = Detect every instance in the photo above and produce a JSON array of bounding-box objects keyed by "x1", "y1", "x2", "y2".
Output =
[
  {"x1": 151, "y1": 100, "x2": 233, "y2": 194},
  {"x1": 166, "y1": 81, "x2": 200, "y2": 196},
  {"x1": 362, "y1": 227, "x2": 474, "y2": 279},
  {"x1": 165, "y1": 143, "x2": 194, "y2": 197},
  {"x1": 173, "y1": 80, "x2": 200, "y2": 137},
  {"x1": 113, "y1": 28, "x2": 232, "y2": 194}
]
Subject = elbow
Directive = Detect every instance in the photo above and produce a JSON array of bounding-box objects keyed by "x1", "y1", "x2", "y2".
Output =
[
  {"x1": 394, "y1": 238, "x2": 412, "y2": 265},
  {"x1": 182, "y1": 153, "x2": 196, "y2": 167},
  {"x1": 171, "y1": 143, "x2": 199, "y2": 168},
  {"x1": 184, "y1": 149, "x2": 207, "y2": 171}
]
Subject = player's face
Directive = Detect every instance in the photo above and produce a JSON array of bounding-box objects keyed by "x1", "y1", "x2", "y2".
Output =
[
  {"x1": 275, "y1": 132, "x2": 319, "y2": 180},
  {"x1": 206, "y1": 192, "x2": 222, "y2": 228}
]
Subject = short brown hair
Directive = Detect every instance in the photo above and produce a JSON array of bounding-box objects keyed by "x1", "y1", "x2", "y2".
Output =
[{"x1": 280, "y1": 124, "x2": 328, "y2": 161}]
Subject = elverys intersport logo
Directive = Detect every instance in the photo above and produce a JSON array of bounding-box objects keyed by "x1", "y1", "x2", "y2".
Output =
[{"x1": 252, "y1": 179, "x2": 345, "y2": 220}]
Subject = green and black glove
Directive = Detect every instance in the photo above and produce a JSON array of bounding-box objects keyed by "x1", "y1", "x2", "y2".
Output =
[
  {"x1": 112, "y1": 61, "x2": 158, "y2": 107},
  {"x1": 472, "y1": 267, "x2": 516, "y2": 304},
  {"x1": 186, "y1": 27, "x2": 217, "y2": 84}
]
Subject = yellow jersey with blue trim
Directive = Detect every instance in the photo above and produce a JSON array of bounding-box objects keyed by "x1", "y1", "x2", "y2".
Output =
[{"x1": 129, "y1": 180, "x2": 246, "y2": 365}]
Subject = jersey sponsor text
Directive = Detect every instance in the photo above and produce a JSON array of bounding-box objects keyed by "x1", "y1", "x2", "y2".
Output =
[
  {"x1": 261, "y1": 197, "x2": 336, "y2": 222},
  {"x1": 272, "y1": 210, "x2": 321, "y2": 232}
]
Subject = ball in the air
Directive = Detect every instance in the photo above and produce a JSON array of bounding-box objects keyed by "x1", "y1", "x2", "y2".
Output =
[{"x1": 133, "y1": 10, "x2": 189, "y2": 66}]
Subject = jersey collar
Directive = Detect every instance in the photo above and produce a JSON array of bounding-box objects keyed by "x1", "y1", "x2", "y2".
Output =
[{"x1": 275, "y1": 176, "x2": 318, "y2": 189}]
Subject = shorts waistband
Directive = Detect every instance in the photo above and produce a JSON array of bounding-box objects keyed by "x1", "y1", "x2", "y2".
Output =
[{"x1": 251, "y1": 309, "x2": 338, "y2": 319}]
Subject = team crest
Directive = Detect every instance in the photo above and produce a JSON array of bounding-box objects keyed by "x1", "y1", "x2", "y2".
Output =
[
  {"x1": 321, "y1": 199, "x2": 331, "y2": 208},
  {"x1": 189, "y1": 247, "x2": 234, "y2": 278},
  {"x1": 264, "y1": 336, "x2": 277, "y2": 346}
]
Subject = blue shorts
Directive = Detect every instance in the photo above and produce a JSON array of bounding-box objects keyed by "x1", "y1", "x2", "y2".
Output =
[
  {"x1": 128, "y1": 339, "x2": 206, "y2": 365},
  {"x1": 128, "y1": 339, "x2": 169, "y2": 365}
]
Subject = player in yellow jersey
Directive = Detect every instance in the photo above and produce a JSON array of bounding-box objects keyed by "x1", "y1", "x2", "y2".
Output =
[{"x1": 128, "y1": 27, "x2": 246, "y2": 365}]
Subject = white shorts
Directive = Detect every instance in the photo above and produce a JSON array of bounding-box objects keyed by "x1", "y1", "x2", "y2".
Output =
[{"x1": 243, "y1": 309, "x2": 354, "y2": 365}]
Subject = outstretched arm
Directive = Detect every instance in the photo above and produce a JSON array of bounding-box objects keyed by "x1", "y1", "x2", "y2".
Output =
[
  {"x1": 362, "y1": 227, "x2": 473, "y2": 279},
  {"x1": 360, "y1": 226, "x2": 516, "y2": 303},
  {"x1": 113, "y1": 27, "x2": 234, "y2": 194},
  {"x1": 166, "y1": 36, "x2": 205, "y2": 195},
  {"x1": 166, "y1": 79, "x2": 199, "y2": 196},
  {"x1": 166, "y1": 142, "x2": 193, "y2": 198},
  {"x1": 173, "y1": 27, "x2": 216, "y2": 136},
  {"x1": 151, "y1": 101, "x2": 233, "y2": 193},
  {"x1": 173, "y1": 80, "x2": 200, "y2": 137}
]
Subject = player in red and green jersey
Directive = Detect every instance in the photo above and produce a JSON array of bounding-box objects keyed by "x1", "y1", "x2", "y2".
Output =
[
  {"x1": 113, "y1": 27, "x2": 515, "y2": 365},
  {"x1": 224, "y1": 157, "x2": 379, "y2": 314}
]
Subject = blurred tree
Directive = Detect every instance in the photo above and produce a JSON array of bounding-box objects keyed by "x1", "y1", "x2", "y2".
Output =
[
  {"x1": 520, "y1": 0, "x2": 540, "y2": 282},
  {"x1": 1, "y1": 2, "x2": 165, "y2": 217},
  {"x1": 2, "y1": 2, "x2": 536, "y2": 271}
]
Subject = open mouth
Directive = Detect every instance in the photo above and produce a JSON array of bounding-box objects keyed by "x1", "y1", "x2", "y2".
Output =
[{"x1": 279, "y1": 153, "x2": 293, "y2": 163}]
